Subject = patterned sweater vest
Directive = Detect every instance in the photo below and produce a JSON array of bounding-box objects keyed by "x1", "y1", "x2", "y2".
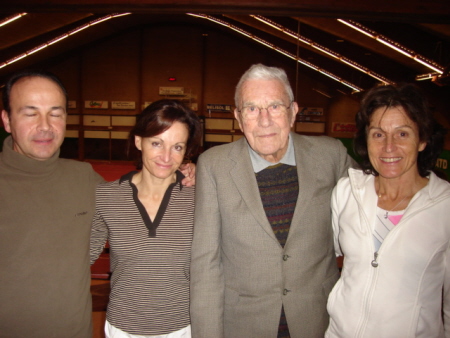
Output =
[{"x1": 255, "y1": 163, "x2": 299, "y2": 248}]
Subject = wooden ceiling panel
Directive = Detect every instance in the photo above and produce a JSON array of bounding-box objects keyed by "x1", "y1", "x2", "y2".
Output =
[
  {"x1": 0, "y1": 13, "x2": 93, "y2": 50},
  {"x1": 0, "y1": 1, "x2": 448, "y2": 91},
  {"x1": 1, "y1": 0, "x2": 450, "y2": 23}
]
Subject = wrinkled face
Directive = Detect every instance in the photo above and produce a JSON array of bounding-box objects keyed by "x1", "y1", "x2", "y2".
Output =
[
  {"x1": 367, "y1": 105, "x2": 426, "y2": 180},
  {"x1": 1, "y1": 76, "x2": 67, "y2": 161},
  {"x1": 135, "y1": 121, "x2": 189, "y2": 180},
  {"x1": 234, "y1": 79, "x2": 297, "y2": 163}
]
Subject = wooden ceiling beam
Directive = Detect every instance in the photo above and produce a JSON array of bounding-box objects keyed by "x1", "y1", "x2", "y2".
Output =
[{"x1": 2, "y1": 0, "x2": 450, "y2": 24}]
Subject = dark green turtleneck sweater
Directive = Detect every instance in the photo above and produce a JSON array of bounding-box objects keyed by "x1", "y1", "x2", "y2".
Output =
[{"x1": 0, "y1": 136, "x2": 103, "y2": 337}]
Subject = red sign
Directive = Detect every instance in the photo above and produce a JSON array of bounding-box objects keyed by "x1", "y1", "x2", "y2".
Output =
[{"x1": 332, "y1": 122, "x2": 357, "y2": 133}]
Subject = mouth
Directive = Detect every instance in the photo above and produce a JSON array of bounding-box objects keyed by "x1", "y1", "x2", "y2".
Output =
[
  {"x1": 156, "y1": 163, "x2": 173, "y2": 169},
  {"x1": 257, "y1": 132, "x2": 276, "y2": 138},
  {"x1": 34, "y1": 138, "x2": 53, "y2": 145},
  {"x1": 380, "y1": 157, "x2": 401, "y2": 163}
]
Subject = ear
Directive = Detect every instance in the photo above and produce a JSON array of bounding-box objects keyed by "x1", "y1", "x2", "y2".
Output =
[
  {"x1": 135, "y1": 136, "x2": 142, "y2": 151},
  {"x1": 289, "y1": 102, "x2": 298, "y2": 128},
  {"x1": 418, "y1": 140, "x2": 426, "y2": 152},
  {"x1": 234, "y1": 108, "x2": 244, "y2": 132},
  {"x1": 1, "y1": 110, "x2": 11, "y2": 133}
]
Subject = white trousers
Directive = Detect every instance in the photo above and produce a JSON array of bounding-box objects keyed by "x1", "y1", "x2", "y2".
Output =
[{"x1": 105, "y1": 320, "x2": 191, "y2": 338}]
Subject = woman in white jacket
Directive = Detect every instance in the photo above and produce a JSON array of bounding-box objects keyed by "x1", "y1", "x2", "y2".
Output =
[{"x1": 326, "y1": 83, "x2": 450, "y2": 338}]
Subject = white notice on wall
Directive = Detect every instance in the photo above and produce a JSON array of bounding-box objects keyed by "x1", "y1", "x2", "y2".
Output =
[
  {"x1": 159, "y1": 87, "x2": 184, "y2": 95},
  {"x1": 111, "y1": 101, "x2": 136, "y2": 110}
]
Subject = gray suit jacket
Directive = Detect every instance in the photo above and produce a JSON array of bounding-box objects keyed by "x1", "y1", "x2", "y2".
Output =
[{"x1": 190, "y1": 132, "x2": 354, "y2": 338}]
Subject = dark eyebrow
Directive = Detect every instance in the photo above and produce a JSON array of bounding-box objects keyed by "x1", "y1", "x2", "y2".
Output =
[{"x1": 368, "y1": 125, "x2": 413, "y2": 132}]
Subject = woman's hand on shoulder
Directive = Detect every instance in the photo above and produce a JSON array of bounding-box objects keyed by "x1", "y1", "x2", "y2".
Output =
[{"x1": 180, "y1": 162, "x2": 196, "y2": 187}]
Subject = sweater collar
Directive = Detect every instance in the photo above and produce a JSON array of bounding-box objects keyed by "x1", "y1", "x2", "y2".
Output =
[
  {"x1": 119, "y1": 169, "x2": 185, "y2": 191},
  {"x1": 1, "y1": 135, "x2": 60, "y2": 175}
]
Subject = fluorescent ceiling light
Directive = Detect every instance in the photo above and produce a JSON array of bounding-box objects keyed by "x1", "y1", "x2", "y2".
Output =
[
  {"x1": 0, "y1": 13, "x2": 130, "y2": 70},
  {"x1": 0, "y1": 13, "x2": 27, "y2": 28},
  {"x1": 338, "y1": 18, "x2": 444, "y2": 75}
]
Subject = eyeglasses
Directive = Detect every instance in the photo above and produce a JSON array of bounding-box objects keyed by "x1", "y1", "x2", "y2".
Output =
[{"x1": 238, "y1": 102, "x2": 292, "y2": 120}]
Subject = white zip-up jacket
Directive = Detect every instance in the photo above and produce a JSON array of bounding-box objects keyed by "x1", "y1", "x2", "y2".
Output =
[{"x1": 326, "y1": 168, "x2": 450, "y2": 338}]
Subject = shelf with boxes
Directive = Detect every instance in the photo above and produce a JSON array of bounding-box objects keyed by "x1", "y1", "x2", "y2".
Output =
[
  {"x1": 294, "y1": 106, "x2": 326, "y2": 135},
  {"x1": 63, "y1": 100, "x2": 138, "y2": 161},
  {"x1": 202, "y1": 110, "x2": 244, "y2": 148}
]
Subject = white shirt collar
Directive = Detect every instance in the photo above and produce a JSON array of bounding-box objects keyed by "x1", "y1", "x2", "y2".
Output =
[{"x1": 247, "y1": 133, "x2": 296, "y2": 173}]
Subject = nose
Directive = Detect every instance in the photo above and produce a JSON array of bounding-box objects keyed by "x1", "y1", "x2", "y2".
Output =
[
  {"x1": 258, "y1": 107, "x2": 272, "y2": 127},
  {"x1": 38, "y1": 115, "x2": 51, "y2": 132},
  {"x1": 384, "y1": 135, "x2": 396, "y2": 152},
  {"x1": 160, "y1": 146, "x2": 172, "y2": 162}
]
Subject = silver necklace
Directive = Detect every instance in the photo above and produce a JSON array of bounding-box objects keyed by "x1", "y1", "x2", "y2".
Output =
[
  {"x1": 381, "y1": 196, "x2": 408, "y2": 219},
  {"x1": 377, "y1": 181, "x2": 408, "y2": 219}
]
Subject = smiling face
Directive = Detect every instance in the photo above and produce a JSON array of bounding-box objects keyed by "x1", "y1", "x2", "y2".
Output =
[
  {"x1": 1, "y1": 76, "x2": 67, "y2": 161},
  {"x1": 367, "y1": 105, "x2": 426, "y2": 181},
  {"x1": 135, "y1": 121, "x2": 189, "y2": 181},
  {"x1": 234, "y1": 78, "x2": 297, "y2": 163}
]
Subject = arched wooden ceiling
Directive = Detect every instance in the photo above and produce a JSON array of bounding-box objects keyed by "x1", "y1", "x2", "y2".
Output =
[{"x1": 0, "y1": 0, "x2": 449, "y2": 93}]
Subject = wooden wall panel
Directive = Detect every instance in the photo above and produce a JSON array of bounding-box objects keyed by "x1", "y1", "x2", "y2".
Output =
[
  {"x1": 82, "y1": 31, "x2": 140, "y2": 110},
  {"x1": 141, "y1": 24, "x2": 203, "y2": 108},
  {"x1": 49, "y1": 56, "x2": 82, "y2": 114}
]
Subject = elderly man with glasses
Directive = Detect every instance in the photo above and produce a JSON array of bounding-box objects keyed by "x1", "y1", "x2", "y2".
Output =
[{"x1": 190, "y1": 63, "x2": 355, "y2": 338}]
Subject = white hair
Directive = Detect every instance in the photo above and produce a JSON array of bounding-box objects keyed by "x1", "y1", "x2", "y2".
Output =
[{"x1": 234, "y1": 63, "x2": 294, "y2": 107}]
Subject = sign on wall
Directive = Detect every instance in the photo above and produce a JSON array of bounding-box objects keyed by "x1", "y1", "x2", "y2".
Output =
[
  {"x1": 68, "y1": 100, "x2": 77, "y2": 109},
  {"x1": 298, "y1": 107, "x2": 323, "y2": 115},
  {"x1": 159, "y1": 87, "x2": 184, "y2": 95},
  {"x1": 332, "y1": 122, "x2": 357, "y2": 134},
  {"x1": 111, "y1": 101, "x2": 136, "y2": 110},
  {"x1": 85, "y1": 100, "x2": 108, "y2": 109},
  {"x1": 436, "y1": 149, "x2": 450, "y2": 180},
  {"x1": 206, "y1": 104, "x2": 232, "y2": 112}
]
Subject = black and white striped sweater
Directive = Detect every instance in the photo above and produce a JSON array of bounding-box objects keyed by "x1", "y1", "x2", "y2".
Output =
[{"x1": 90, "y1": 170, "x2": 194, "y2": 335}]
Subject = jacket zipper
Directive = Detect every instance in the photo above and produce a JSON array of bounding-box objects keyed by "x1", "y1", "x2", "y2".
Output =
[
  {"x1": 353, "y1": 194, "x2": 379, "y2": 337},
  {"x1": 371, "y1": 252, "x2": 379, "y2": 267}
]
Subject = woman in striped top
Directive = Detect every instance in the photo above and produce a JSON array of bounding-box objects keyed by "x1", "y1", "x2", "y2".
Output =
[{"x1": 90, "y1": 99, "x2": 202, "y2": 338}]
